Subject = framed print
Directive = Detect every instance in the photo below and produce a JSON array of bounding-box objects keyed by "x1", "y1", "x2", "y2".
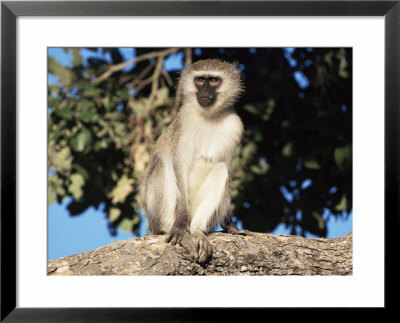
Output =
[{"x1": 1, "y1": 0, "x2": 398, "y2": 320}]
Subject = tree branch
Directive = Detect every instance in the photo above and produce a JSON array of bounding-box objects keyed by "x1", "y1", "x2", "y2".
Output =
[
  {"x1": 48, "y1": 232, "x2": 352, "y2": 276},
  {"x1": 93, "y1": 47, "x2": 181, "y2": 85}
]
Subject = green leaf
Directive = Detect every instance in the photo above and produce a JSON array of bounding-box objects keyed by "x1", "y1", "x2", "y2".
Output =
[
  {"x1": 93, "y1": 140, "x2": 108, "y2": 152},
  {"x1": 101, "y1": 97, "x2": 112, "y2": 110},
  {"x1": 51, "y1": 127, "x2": 62, "y2": 140},
  {"x1": 105, "y1": 111, "x2": 124, "y2": 121},
  {"x1": 334, "y1": 145, "x2": 352, "y2": 171},
  {"x1": 72, "y1": 164, "x2": 89, "y2": 180},
  {"x1": 304, "y1": 211, "x2": 327, "y2": 237},
  {"x1": 116, "y1": 89, "x2": 129, "y2": 101},
  {"x1": 48, "y1": 174, "x2": 66, "y2": 204},
  {"x1": 48, "y1": 84, "x2": 61, "y2": 96},
  {"x1": 262, "y1": 99, "x2": 276, "y2": 120},
  {"x1": 50, "y1": 147, "x2": 73, "y2": 172},
  {"x1": 48, "y1": 57, "x2": 74, "y2": 86},
  {"x1": 79, "y1": 110, "x2": 98, "y2": 122},
  {"x1": 250, "y1": 160, "x2": 270, "y2": 175},
  {"x1": 312, "y1": 211, "x2": 325, "y2": 230},
  {"x1": 68, "y1": 173, "x2": 85, "y2": 201},
  {"x1": 108, "y1": 175, "x2": 134, "y2": 204},
  {"x1": 231, "y1": 156, "x2": 241, "y2": 173},
  {"x1": 335, "y1": 195, "x2": 348, "y2": 211},
  {"x1": 78, "y1": 100, "x2": 95, "y2": 111},
  {"x1": 83, "y1": 86, "x2": 102, "y2": 97},
  {"x1": 53, "y1": 107, "x2": 75, "y2": 120},
  {"x1": 109, "y1": 207, "x2": 121, "y2": 222},
  {"x1": 129, "y1": 101, "x2": 146, "y2": 116},
  {"x1": 70, "y1": 128, "x2": 92, "y2": 152},
  {"x1": 242, "y1": 142, "x2": 257, "y2": 160},
  {"x1": 282, "y1": 142, "x2": 294, "y2": 157},
  {"x1": 252, "y1": 127, "x2": 263, "y2": 142},
  {"x1": 119, "y1": 215, "x2": 140, "y2": 233},
  {"x1": 48, "y1": 186, "x2": 57, "y2": 205},
  {"x1": 244, "y1": 104, "x2": 259, "y2": 115},
  {"x1": 339, "y1": 58, "x2": 349, "y2": 78},
  {"x1": 303, "y1": 159, "x2": 320, "y2": 169},
  {"x1": 68, "y1": 48, "x2": 83, "y2": 66},
  {"x1": 157, "y1": 87, "x2": 169, "y2": 100},
  {"x1": 48, "y1": 98, "x2": 60, "y2": 108}
]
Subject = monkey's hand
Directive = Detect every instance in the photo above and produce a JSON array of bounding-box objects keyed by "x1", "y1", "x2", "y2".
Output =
[
  {"x1": 166, "y1": 221, "x2": 189, "y2": 246},
  {"x1": 181, "y1": 231, "x2": 212, "y2": 264}
]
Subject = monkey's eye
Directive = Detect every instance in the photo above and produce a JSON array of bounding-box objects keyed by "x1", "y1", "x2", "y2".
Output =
[
  {"x1": 195, "y1": 77, "x2": 206, "y2": 86},
  {"x1": 209, "y1": 77, "x2": 221, "y2": 87}
]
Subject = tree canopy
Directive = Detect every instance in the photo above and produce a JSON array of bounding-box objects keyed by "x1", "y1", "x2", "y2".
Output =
[{"x1": 48, "y1": 47, "x2": 352, "y2": 237}]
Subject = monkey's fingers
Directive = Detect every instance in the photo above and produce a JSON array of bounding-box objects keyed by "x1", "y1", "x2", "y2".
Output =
[
  {"x1": 198, "y1": 239, "x2": 212, "y2": 264},
  {"x1": 165, "y1": 232, "x2": 174, "y2": 244},
  {"x1": 193, "y1": 231, "x2": 212, "y2": 264},
  {"x1": 165, "y1": 229, "x2": 185, "y2": 245},
  {"x1": 223, "y1": 223, "x2": 255, "y2": 236},
  {"x1": 235, "y1": 229, "x2": 255, "y2": 236},
  {"x1": 181, "y1": 233, "x2": 199, "y2": 261},
  {"x1": 165, "y1": 232, "x2": 177, "y2": 245}
]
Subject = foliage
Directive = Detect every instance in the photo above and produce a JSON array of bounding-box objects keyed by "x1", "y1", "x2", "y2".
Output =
[{"x1": 48, "y1": 47, "x2": 352, "y2": 237}]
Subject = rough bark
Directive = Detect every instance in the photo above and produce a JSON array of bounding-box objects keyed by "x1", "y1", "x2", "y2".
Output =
[{"x1": 47, "y1": 232, "x2": 352, "y2": 276}]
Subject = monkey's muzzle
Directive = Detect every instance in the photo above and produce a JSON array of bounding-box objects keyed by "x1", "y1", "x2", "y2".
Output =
[{"x1": 198, "y1": 96, "x2": 214, "y2": 107}]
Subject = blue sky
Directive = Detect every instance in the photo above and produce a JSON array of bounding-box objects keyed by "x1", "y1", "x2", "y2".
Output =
[{"x1": 47, "y1": 48, "x2": 352, "y2": 260}]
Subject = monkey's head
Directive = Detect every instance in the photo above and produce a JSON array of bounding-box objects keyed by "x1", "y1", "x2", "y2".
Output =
[{"x1": 178, "y1": 59, "x2": 243, "y2": 115}]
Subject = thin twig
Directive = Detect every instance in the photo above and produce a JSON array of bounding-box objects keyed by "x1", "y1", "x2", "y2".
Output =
[
  {"x1": 160, "y1": 69, "x2": 173, "y2": 87},
  {"x1": 147, "y1": 57, "x2": 164, "y2": 107},
  {"x1": 184, "y1": 48, "x2": 192, "y2": 66},
  {"x1": 129, "y1": 61, "x2": 156, "y2": 88},
  {"x1": 132, "y1": 75, "x2": 154, "y2": 93},
  {"x1": 93, "y1": 47, "x2": 181, "y2": 84}
]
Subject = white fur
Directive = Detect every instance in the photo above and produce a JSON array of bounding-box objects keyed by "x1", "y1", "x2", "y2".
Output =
[
  {"x1": 188, "y1": 158, "x2": 214, "y2": 215},
  {"x1": 189, "y1": 162, "x2": 228, "y2": 233},
  {"x1": 181, "y1": 109, "x2": 243, "y2": 163},
  {"x1": 181, "y1": 109, "x2": 242, "y2": 232}
]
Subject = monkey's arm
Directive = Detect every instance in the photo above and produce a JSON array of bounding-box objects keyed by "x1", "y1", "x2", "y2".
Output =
[{"x1": 165, "y1": 156, "x2": 191, "y2": 245}]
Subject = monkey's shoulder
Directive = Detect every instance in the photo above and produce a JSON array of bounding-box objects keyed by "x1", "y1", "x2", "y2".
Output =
[{"x1": 153, "y1": 117, "x2": 180, "y2": 149}]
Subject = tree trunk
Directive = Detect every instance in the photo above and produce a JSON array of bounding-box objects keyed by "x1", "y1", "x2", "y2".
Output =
[{"x1": 47, "y1": 232, "x2": 352, "y2": 276}]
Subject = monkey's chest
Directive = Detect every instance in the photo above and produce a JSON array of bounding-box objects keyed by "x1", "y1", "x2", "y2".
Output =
[{"x1": 190, "y1": 121, "x2": 241, "y2": 162}]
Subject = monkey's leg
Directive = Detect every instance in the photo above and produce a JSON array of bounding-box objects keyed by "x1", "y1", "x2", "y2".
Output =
[
  {"x1": 186, "y1": 162, "x2": 230, "y2": 263},
  {"x1": 145, "y1": 150, "x2": 178, "y2": 235},
  {"x1": 190, "y1": 162, "x2": 229, "y2": 232}
]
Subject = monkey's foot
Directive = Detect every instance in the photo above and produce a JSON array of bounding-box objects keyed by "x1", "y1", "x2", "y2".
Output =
[
  {"x1": 181, "y1": 231, "x2": 212, "y2": 264},
  {"x1": 223, "y1": 222, "x2": 255, "y2": 236}
]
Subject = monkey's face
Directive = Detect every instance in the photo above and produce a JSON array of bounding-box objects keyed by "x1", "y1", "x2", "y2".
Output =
[
  {"x1": 194, "y1": 76, "x2": 221, "y2": 107},
  {"x1": 178, "y1": 59, "x2": 243, "y2": 114}
]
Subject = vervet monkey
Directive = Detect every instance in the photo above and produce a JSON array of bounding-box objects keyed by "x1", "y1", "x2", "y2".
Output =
[{"x1": 138, "y1": 59, "x2": 245, "y2": 264}]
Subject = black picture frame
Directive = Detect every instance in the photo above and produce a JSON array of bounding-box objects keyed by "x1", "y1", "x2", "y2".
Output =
[{"x1": 1, "y1": 0, "x2": 398, "y2": 321}]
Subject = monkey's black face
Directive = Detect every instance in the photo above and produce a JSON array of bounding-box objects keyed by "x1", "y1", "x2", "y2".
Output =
[{"x1": 194, "y1": 76, "x2": 221, "y2": 107}]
